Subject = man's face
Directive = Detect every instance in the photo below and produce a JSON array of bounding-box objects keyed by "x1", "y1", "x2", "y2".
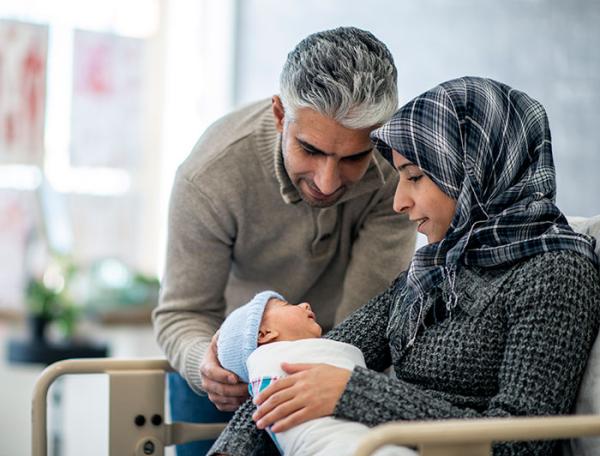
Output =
[{"x1": 272, "y1": 96, "x2": 375, "y2": 208}]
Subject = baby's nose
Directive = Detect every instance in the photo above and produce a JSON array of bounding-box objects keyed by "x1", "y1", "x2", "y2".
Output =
[{"x1": 299, "y1": 302, "x2": 312, "y2": 311}]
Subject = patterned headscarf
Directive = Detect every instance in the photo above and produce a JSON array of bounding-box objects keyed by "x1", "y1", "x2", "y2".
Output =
[{"x1": 371, "y1": 76, "x2": 598, "y2": 348}]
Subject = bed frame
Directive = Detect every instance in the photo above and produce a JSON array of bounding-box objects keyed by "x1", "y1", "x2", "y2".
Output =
[{"x1": 31, "y1": 357, "x2": 600, "y2": 456}]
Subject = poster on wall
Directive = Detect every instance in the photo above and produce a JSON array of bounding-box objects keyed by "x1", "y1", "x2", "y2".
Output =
[
  {"x1": 0, "y1": 20, "x2": 48, "y2": 166},
  {"x1": 0, "y1": 191, "x2": 37, "y2": 310},
  {"x1": 70, "y1": 29, "x2": 145, "y2": 169}
]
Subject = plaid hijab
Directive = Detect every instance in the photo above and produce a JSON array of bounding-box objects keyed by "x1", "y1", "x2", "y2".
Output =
[{"x1": 371, "y1": 77, "x2": 598, "y2": 349}]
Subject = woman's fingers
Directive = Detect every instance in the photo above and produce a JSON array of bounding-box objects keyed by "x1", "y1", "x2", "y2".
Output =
[
  {"x1": 254, "y1": 391, "x2": 305, "y2": 429},
  {"x1": 254, "y1": 363, "x2": 320, "y2": 404},
  {"x1": 252, "y1": 365, "x2": 351, "y2": 430},
  {"x1": 253, "y1": 381, "x2": 299, "y2": 421},
  {"x1": 254, "y1": 375, "x2": 297, "y2": 405},
  {"x1": 280, "y1": 362, "x2": 313, "y2": 374},
  {"x1": 270, "y1": 407, "x2": 311, "y2": 433}
]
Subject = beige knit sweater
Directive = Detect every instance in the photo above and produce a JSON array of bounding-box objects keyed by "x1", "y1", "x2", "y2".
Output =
[{"x1": 152, "y1": 100, "x2": 416, "y2": 392}]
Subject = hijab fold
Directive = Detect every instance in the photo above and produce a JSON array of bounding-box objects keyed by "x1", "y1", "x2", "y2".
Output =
[{"x1": 371, "y1": 77, "x2": 598, "y2": 349}]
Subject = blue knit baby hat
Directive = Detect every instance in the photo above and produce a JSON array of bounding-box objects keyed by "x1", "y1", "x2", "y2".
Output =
[{"x1": 217, "y1": 290, "x2": 284, "y2": 383}]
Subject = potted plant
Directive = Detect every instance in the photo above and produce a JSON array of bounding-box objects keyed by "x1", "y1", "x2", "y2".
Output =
[{"x1": 25, "y1": 257, "x2": 79, "y2": 343}]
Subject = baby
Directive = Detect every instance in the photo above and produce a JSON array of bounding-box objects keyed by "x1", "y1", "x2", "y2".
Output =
[{"x1": 217, "y1": 291, "x2": 416, "y2": 456}]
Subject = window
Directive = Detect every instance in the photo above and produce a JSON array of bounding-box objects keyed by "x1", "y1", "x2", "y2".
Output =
[{"x1": 0, "y1": 0, "x2": 236, "y2": 311}]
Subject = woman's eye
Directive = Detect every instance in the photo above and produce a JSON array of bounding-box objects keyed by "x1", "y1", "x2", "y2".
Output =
[{"x1": 408, "y1": 175, "x2": 423, "y2": 182}]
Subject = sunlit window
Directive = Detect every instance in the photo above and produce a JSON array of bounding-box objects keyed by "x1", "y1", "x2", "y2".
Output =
[{"x1": 0, "y1": 0, "x2": 236, "y2": 312}]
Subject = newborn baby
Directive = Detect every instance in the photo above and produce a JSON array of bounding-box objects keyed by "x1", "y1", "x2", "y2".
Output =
[{"x1": 216, "y1": 291, "x2": 416, "y2": 456}]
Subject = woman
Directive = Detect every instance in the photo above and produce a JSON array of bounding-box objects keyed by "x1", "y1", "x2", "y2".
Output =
[{"x1": 210, "y1": 77, "x2": 600, "y2": 455}]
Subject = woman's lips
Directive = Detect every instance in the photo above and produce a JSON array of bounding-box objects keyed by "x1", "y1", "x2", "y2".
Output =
[{"x1": 415, "y1": 218, "x2": 428, "y2": 234}]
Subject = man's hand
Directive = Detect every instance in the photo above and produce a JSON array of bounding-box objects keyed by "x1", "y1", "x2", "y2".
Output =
[{"x1": 200, "y1": 332, "x2": 249, "y2": 411}]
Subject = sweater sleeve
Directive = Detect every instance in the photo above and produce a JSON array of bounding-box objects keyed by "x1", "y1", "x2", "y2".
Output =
[
  {"x1": 333, "y1": 253, "x2": 600, "y2": 455},
  {"x1": 334, "y1": 166, "x2": 416, "y2": 323},
  {"x1": 152, "y1": 172, "x2": 235, "y2": 393}
]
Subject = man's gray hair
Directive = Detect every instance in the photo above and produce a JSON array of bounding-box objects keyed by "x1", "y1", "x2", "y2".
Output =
[{"x1": 280, "y1": 27, "x2": 398, "y2": 129}]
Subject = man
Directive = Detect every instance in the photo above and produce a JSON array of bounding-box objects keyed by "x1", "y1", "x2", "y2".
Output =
[{"x1": 153, "y1": 26, "x2": 416, "y2": 455}]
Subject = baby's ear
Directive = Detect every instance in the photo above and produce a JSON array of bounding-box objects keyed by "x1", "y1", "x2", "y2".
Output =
[{"x1": 258, "y1": 327, "x2": 279, "y2": 345}]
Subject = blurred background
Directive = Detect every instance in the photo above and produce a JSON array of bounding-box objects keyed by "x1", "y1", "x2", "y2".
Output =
[{"x1": 1, "y1": 0, "x2": 599, "y2": 455}]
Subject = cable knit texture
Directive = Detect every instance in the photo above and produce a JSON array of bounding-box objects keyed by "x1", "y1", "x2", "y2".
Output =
[{"x1": 209, "y1": 251, "x2": 600, "y2": 455}]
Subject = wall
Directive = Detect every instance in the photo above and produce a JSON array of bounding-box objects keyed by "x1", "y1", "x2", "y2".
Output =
[{"x1": 234, "y1": 0, "x2": 600, "y2": 216}]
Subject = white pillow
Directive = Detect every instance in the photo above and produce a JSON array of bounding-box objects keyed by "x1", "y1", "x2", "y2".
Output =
[
  {"x1": 563, "y1": 215, "x2": 600, "y2": 455},
  {"x1": 568, "y1": 214, "x2": 600, "y2": 258}
]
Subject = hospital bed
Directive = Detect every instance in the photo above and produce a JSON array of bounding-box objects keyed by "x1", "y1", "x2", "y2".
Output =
[{"x1": 31, "y1": 215, "x2": 600, "y2": 455}]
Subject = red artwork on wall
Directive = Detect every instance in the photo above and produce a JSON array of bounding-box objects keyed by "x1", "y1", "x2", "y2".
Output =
[
  {"x1": 0, "y1": 20, "x2": 48, "y2": 166},
  {"x1": 70, "y1": 29, "x2": 144, "y2": 169}
]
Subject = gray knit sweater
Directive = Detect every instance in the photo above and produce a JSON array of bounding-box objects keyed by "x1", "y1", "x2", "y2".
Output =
[{"x1": 210, "y1": 251, "x2": 600, "y2": 455}]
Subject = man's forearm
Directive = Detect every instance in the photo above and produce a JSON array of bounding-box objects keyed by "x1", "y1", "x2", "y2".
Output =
[
  {"x1": 152, "y1": 305, "x2": 220, "y2": 393},
  {"x1": 155, "y1": 172, "x2": 235, "y2": 388}
]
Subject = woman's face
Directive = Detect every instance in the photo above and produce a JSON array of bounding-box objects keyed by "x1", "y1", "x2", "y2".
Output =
[{"x1": 392, "y1": 151, "x2": 457, "y2": 244}]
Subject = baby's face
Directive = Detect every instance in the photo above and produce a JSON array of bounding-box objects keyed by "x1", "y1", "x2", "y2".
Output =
[{"x1": 258, "y1": 298, "x2": 322, "y2": 344}]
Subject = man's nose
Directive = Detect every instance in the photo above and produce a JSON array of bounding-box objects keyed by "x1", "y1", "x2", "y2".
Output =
[{"x1": 314, "y1": 158, "x2": 341, "y2": 195}]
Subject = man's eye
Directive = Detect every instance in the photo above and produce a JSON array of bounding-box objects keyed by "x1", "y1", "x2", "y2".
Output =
[
  {"x1": 408, "y1": 175, "x2": 423, "y2": 182},
  {"x1": 344, "y1": 154, "x2": 367, "y2": 162},
  {"x1": 302, "y1": 147, "x2": 321, "y2": 156}
]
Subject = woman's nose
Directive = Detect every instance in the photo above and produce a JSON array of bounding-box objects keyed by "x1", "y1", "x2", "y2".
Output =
[{"x1": 393, "y1": 182, "x2": 411, "y2": 214}]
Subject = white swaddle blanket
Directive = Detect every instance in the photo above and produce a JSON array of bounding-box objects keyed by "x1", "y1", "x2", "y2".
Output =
[{"x1": 246, "y1": 338, "x2": 417, "y2": 456}]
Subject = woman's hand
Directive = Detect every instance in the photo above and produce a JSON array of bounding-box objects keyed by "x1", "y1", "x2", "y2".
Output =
[{"x1": 252, "y1": 363, "x2": 352, "y2": 433}]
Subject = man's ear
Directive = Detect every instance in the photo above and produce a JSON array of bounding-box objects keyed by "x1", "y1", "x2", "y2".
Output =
[
  {"x1": 272, "y1": 95, "x2": 285, "y2": 133},
  {"x1": 258, "y1": 326, "x2": 279, "y2": 345}
]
